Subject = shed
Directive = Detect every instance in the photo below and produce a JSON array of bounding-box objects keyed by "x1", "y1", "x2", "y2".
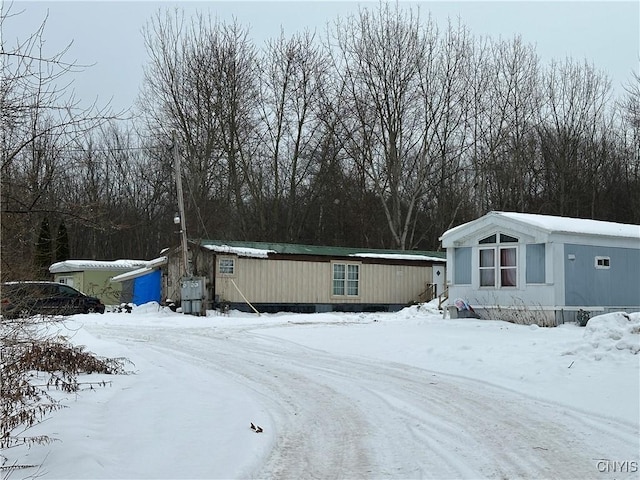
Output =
[
  {"x1": 165, "y1": 240, "x2": 446, "y2": 313},
  {"x1": 49, "y1": 259, "x2": 148, "y2": 305},
  {"x1": 440, "y1": 211, "x2": 640, "y2": 325},
  {"x1": 110, "y1": 257, "x2": 167, "y2": 305}
]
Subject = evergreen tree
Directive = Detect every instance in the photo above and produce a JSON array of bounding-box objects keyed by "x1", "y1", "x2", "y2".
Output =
[
  {"x1": 55, "y1": 221, "x2": 71, "y2": 262},
  {"x1": 34, "y1": 218, "x2": 53, "y2": 279}
]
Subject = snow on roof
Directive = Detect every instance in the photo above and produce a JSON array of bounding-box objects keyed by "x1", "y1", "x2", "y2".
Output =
[
  {"x1": 50, "y1": 259, "x2": 149, "y2": 273},
  {"x1": 350, "y1": 253, "x2": 446, "y2": 262},
  {"x1": 111, "y1": 267, "x2": 154, "y2": 283},
  {"x1": 201, "y1": 244, "x2": 275, "y2": 258},
  {"x1": 494, "y1": 212, "x2": 640, "y2": 239},
  {"x1": 198, "y1": 240, "x2": 446, "y2": 261},
  {"x1": 110, "y1": 257, "x2": 168, "y2": 283},
  {"x1": 442, "y1": 211, "x2": 640, "y2": 241}
]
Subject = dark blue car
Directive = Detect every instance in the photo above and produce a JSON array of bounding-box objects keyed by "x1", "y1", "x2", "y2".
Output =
[{"x1": 1, "y1": 281, "x2": 105, "y2": 319}]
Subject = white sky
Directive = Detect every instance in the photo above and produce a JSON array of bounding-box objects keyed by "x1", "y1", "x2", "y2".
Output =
[{"x1": 3, "y1": 1, "x2": 639, "y2": 112}]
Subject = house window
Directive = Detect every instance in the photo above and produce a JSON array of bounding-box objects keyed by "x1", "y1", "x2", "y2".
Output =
[
  {"x1": 454, "y1": 247, "x2": 472, "y2": 285},
  {"x1": 500, "y1": 247, "x2": 517, "y2": 286},
  {"x1": 526, "y1": 243, "x2": 546, "y2": 284},
  {"x1": 479, "y1": 248, "x2": 495, "y2": 286},
  {"x1": 333, "y1": 263, "x2": 359, "y2": 296},
  {"x1": 595, "y1": 256, "x2": 610, "y2": 269},
  {"x1": 218, "y1": 257, "x2": 235, "y2": 275},
  {"x1": 479, "y1": 234, "x2": 518, "y2": 288},
  {"x1": 58, "y1": 276, "x2": 75, "y2": 288}
]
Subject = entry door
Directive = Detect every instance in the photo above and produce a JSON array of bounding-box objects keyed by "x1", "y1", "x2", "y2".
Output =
[{"x1": 432, "y1": 265, "x2": 445, "y2": 296}]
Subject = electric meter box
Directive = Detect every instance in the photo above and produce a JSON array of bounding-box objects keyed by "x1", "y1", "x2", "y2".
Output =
[{"x1": 180, "y1": 276, "x2": 206, "y2": 315}]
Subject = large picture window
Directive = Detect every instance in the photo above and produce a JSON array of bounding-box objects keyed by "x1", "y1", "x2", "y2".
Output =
[
  {"x1": 333, "y1": 263, "x2": 359, "y2": 296},
  {"x1": 479, "y1": 234, "x2": 518, "y2": 288}
]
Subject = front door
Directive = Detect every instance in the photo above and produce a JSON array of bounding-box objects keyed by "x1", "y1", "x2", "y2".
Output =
[{"x1": 432, "y1": 265, "x2": 445, "y2": 297}]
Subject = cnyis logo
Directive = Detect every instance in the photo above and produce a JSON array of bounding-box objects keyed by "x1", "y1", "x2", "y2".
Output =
[{"x1": 595, "y1": 459, "x2": 639, "y2": 473}]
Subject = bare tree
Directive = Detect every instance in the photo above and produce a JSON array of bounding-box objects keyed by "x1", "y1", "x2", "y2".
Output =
[
  {"x1": 470, "y1": 36, "x2": 541, "y2": 213},
  {"x1": 610, "y1": 71, "x2": 640, "y2": 223},
  {"x1": 536, "y1": 59, "x2": 612, "y2": 217},
  {"x1": 251, "y1": 29, "x2": 330, "y2": 241},
  {"x1": 139, "y1": 9, "x2": 259, "y2": 240},
  {"x1": 1, "y1": 7, "x2": 117, "y2": 279},
  {"x1": 330, "y1": 3, "x2": 437, "y2": 249},
  {"x1": 417, "y1": 18, "x2": 475, "y2": 247}
]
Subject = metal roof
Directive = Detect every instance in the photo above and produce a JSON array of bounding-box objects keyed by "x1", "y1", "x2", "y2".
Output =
[
  {"x1": 195, "y1": 240, "x2": 445, "y2": 261},
  {"x1": 50, "y1": 259, "x2": 149, "y2": 274}
]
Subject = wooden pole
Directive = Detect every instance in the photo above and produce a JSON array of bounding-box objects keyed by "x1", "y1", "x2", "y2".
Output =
[
  {"x1": 173, "y1": 131, "x2": 190, "y2": 277},
  {"x1": 231, "y1": 279, "x2": 260, "y2": 316}
]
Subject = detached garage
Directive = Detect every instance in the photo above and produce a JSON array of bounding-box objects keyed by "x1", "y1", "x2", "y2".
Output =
[
  {"x1": 110, "y1": 257, "x2": 167, "y2": 306},
  {"x1": 440, "y1": 211, "x2": 640, "y2": 325}
]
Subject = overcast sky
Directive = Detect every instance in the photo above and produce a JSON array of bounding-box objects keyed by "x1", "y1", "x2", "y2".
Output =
[{"x1": 4, "y1": 1, "x2": 639, "y2": 113}]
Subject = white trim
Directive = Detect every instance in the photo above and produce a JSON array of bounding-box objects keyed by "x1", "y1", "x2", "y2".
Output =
[
  {"x1": 331, "y1": 261, "x2": 361, "y2": 298},
  {"x1": 110, "y1": 257, "x2": 168, "y2": 283},
  {"x1": 595, "y1": 256, "x2": 611, "y2": 269},
  {"x1": 218, "y1": 257, "x2": 236, "y2": 276}
]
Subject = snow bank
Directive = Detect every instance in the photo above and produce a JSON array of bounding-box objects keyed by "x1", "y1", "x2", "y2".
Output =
[{"x1": 583, "y1": 312, "x2": 640, "y2": 356}]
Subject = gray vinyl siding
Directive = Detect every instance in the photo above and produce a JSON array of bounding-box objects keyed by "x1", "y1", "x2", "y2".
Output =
[
  {"x1": 564, "y1": 244, "x2": 640, "y2": 306},
  {"x1": 526, "y1": 244, "x2": 546, "y2": 284},
  {"x1": 454, "y1": 247, "x2": 472, "y2": 285}
]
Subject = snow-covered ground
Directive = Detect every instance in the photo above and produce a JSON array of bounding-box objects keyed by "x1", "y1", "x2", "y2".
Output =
[{"x1": 7, "y1": 303, "x2": 640, "y2": 479}]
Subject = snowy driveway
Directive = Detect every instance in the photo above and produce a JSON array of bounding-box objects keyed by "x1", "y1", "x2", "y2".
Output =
[{"x1": 50, "y1": 311, "x2": 637, "y2": 480}]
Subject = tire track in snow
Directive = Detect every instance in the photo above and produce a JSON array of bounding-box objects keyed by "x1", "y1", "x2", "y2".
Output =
[{"x1": 88, "y1": 324, "x2": 638, "y2": 479}]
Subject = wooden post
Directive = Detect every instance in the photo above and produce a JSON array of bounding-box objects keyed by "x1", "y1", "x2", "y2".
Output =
[
  {"x1": 173, "y1": 131, "x2": 190, "y2": 277},
  {"x1": 231, "y1": 279, "x2": 260, "y2": 316}
]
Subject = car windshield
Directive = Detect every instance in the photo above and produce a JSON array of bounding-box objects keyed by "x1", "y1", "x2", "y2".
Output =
[{"x1": 58, "y1": 285, "x2": 81, "y2": 297}]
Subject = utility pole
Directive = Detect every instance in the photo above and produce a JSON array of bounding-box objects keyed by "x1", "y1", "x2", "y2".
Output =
[{"x1": 173, "y1": 131, "x2": 190, "y2": 277}]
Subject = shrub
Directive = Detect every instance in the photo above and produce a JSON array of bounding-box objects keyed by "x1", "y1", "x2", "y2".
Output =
[{"x1": 0, "y1": 315, "x2": 129, "y2": 469}]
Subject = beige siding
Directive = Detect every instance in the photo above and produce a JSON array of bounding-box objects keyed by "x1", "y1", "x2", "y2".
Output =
[
  {"x1": 216, "y1": 257, "x2": 433, "y2": 305},
  {"x1": 83, "y1": 271, "x2": 124, "y2": 304},
  {"x1": 216, "y1": 258, "x2": 331, "y2": 303},
  {"x1": 53, "y1": 271, "x2": 124, "y2": 305},
  {"x1": 361, "y1": 263, "x2": 433, "y2": 304}
]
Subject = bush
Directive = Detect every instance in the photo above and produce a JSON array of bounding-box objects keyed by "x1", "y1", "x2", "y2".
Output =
[{"x1": 0, "y1": 315, "x2": 130, "y2": 469}]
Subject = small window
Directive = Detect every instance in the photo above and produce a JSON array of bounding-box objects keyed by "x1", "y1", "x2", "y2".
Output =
[
  {"x1": 58, "y1": 276, "x2": 75, "y2": 288},
  {"x1": 595, "y1": 256, "x2": 610, "y2": 269},
  {"x1": 479, "y1": 234, "x2": 496, "y2": 244},
  {"x1": 219, "y1": 258, "x2": 235, "y2": 275},
  {"x1": 500, "y1": 234, "x2": 518, "y2": 243}
]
